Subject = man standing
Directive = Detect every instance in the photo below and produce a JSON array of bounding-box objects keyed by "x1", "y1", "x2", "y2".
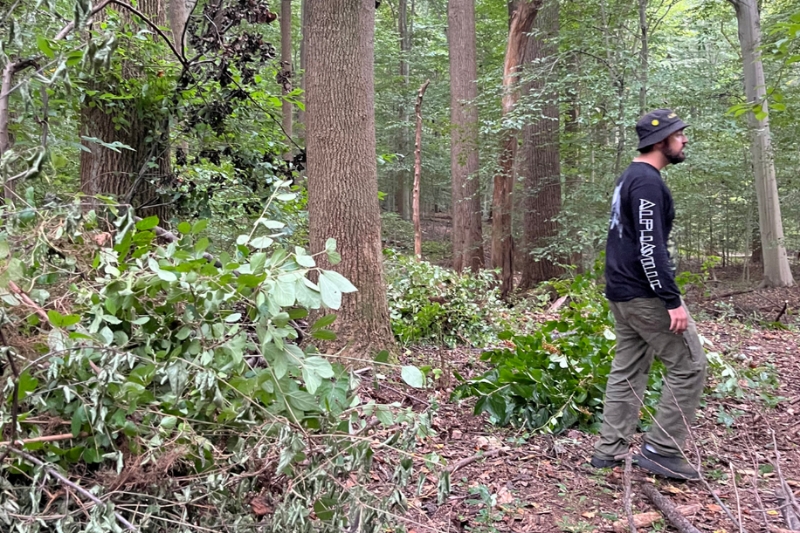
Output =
[{"x1": 591, "y1": 109, "x2": 706, "y2": 481}]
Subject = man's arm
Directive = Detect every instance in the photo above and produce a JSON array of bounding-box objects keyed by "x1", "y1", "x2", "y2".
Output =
[{"x1": 629, "y1": 180, "x2": 682, "y2": 312}]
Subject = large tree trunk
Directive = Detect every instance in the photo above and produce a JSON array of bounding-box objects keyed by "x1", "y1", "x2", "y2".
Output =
[
  {"x1": 281, "y1": 0, "x2": 293, "y2": 161},
  {"x1": 80, "y1": 0, "x2": 172, "y2": 224},
  {"x1": 448, "y1": 0, "x2": 484, "y2": 273},
  {"x1": 394, "y1": 0, "x2": 411, "y2": 220},
  {"x1": 491, "y1": 0, "x2": 542, "y2": 299},
  {"x1": 729, "y1": 0, "x2": 794, "y2": 287},
  {"x1": 306, "y1": 0, "x2": 393, "y2": 352},
  {"x1": 518, "y1": 0, "x2": 562, "y2": 290}
]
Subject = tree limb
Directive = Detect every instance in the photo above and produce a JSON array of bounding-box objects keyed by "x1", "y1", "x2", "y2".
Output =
[{"x1": 1, "y1": 446, "x2": 138, "y2": 531}]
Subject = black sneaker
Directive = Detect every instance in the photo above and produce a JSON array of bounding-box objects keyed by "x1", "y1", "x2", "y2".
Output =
[
  {"x1": 634, "y1": 446, "x2": 700, "y2": 481},
  {"x1": 590, "y1": 455, "x2": 622, "y2": 469}
]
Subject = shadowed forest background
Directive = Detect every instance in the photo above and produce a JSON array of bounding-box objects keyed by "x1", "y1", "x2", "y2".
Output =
[{"x1": 1, "y1": 0, "x2": 800, "y2": 531}]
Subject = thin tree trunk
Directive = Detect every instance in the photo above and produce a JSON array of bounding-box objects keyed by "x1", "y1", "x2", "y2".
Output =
[
  {"x1": 518, "y1": 0, "x2": 562, "y2": 290},
  {"x1": 413, "y1": 80, "x2": 430, "y2": 260},
  {"x1": 298, "y1": 0, "x2": 307, "y2": 130},
  {"x1": 281, "y1": 0, "x2": 293, "y2": 161},
  {"x1": 448, "y1": 0, "x2": 484, "y2": 272},
  {"x1": 306, "y1": 0, "x2": 393, "y2": 352},
  {"x1": 395, "y1": 0, "x2": 411, "y2": 220},
  {"x1": 638, "y1": 0, "x2": 648, "y2": 116},
  {"x1": 1, "y1": 60, "x2": 38, "y2": 203},
  {"x1": 729, "y1": 0, "x2": 794, "y2": 287},
  {"x1": 491, "y1": 0, "x2": 542, "y2": 299}
]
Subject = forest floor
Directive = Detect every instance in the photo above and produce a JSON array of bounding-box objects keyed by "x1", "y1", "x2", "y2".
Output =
[{"x1": 363, "y1": 266, "x2": 800, "y2": 533}]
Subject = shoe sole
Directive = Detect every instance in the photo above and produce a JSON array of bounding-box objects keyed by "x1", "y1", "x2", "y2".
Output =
[{"x1": 634, "y1": 454, "x2": 700, "y2": 481}]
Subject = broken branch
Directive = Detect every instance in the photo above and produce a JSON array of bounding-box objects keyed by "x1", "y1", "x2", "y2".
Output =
[{"x1": 641, "y1": 483, "x2": 702, "y2": 533}]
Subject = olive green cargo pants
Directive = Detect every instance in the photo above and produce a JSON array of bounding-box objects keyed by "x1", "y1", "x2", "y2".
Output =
[{"x1": 594, "y1": 298, "x2": 707, "y2": 459}]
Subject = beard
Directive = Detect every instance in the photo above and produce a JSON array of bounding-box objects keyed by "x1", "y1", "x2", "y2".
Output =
[{"x1": 662, "y1": 143, "x2": 686, "y2": 164}]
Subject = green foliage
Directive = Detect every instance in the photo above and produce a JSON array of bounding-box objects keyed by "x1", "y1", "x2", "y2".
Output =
[
  {"x1": 385, "y1": 252, "x2": 507, "y2": 347},
  {"x1": 0, "y1": 192, "x2": 431, "y2": 532},
  {"x1": 452, "y1": 270, "x2": 622, "y2": 433}
]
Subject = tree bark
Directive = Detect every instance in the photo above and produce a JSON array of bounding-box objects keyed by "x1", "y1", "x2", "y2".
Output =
[
  {"x1": 448, "y1": 0, "x2": 484, "y2": 273},
  {"x1": 638, "y1": 0, "x2": 648, "y2": 116},
  {"x1": 168, "y1": 0, "x2": 191, "y2": 54},
  {"x1": 729, "y1": 0, "x2": 794, "y2": 287},
  {"x1": 1, "y1": 59, "x2": 38, "y2": 203},
  {"x1": 518, "y1": 0, "x2": 562, "y2": 291},
  {"x1": 298, "y1": 0, "x2": 307, "y2": 130},
  {"x1": 491, "y1": 0, "x2": 542, "y2": 299},
  {"x1": 280, "y1": 0, "x2": 293, "y2": 161},
  {"x1": 79, "y1": 0, "x2": 172, "y2": 224},
  {"x1": 306, "y1": 0, "x2": 394, "y2": 352},
  {"x1": 394, "y1": 0, "x2": 411, "y2": 220},
  {"x1": 413, "y1": 80, "x2": 430, "y2": 260}
]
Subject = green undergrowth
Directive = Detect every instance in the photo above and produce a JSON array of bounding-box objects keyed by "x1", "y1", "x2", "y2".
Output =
[
  {"x1": 453, "y1": 263, "x2": 782, "y2": 434},
  {"x1": 0, "y1": 186, "x2": 439, "y2": 532},
  {"x1": 384, "y1": 251, "x2": 511, "y2": 348}
]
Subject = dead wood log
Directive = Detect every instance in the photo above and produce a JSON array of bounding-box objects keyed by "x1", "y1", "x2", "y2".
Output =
[
  {"x1": 612, "y1": 504, "x2": 702, "y2": 533},
  {"x1": 641, "y1": 484, "x2": 702, "y2": 533}
]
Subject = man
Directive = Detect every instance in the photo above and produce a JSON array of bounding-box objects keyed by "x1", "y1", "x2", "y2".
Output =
[{"x1": 591, "y1": 109, "x2": 707, "y2": 481}]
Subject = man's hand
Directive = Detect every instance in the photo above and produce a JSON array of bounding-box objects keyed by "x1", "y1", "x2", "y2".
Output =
[{"x1": 668, "y1": 305, "x2": 688, "y2": 335}]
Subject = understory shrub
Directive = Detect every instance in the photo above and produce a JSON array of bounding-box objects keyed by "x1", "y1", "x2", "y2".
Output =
[
  {"x1": 454, "y1": 263, "x2": 783, "y2": 434},
  {"x1": 452, "y1": 269, "x2": 628, "y2": 433},
  {"x1": 384, "y1": 252, "x2": 507, "y2": 347},
  {"x1": 0, "y1": 187, "x2": 437, "y2": 532}
]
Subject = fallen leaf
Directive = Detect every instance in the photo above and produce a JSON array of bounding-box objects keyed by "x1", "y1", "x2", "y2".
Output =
[
  {"x1": 707, "y1": 504, "x2": 722, "y2": 512},
  {"x1": 496, "y1": 487, "x2": 514, "y2": 505}
]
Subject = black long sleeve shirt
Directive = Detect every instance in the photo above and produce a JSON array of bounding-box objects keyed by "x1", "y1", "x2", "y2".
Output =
[{"x1": 605, "y1": 162, "x2": 682, "y2": 310}]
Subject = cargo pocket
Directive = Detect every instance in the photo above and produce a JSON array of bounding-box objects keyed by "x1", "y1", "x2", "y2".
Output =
[{"x1": 682, "y1": 328, "x2": 706, "y2": 373}]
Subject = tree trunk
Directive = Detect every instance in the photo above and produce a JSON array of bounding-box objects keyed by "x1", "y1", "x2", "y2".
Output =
[
  {"x1": 638, "y1": 0, "x2": 648, "y2": 116},
  {"x1": 0, "y1": 61, "x2": 36, "y2": 203},
  {"x1": 518, "y1": 0, "x2": 562, "y2": 290},
  {"x1": 281, "y1": 0, "x2": 293, "y2": 161},
  {"x1": 413, "y1": 80, "x2": 430, "y2": 260},
  {"x1": 394, "y1": 0, "x2": 411, "y2": 220},
  {"x1": 168, "y1": 0, "x2": 191, "y2": 54},
  {"x1": 448, "y1": 0, "x2": 484, "y2": 272},
  {"x1": 729, "y1": 0, "x2": 794, "y2": 287},
  {"x1": 491, "y1": 0, "x2": 542, "y2": 299},
  {"x1": 79, "y1": 0, "x2": 172, "y2": 224},
  {"x1": 306, "y1": 0, "x2": 393, "y2": 352},
  {"x1": 298, "y1": 0, "x2": 307, "y2": 130}
]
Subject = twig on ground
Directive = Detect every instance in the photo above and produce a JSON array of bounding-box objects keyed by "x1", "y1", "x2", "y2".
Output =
[
  {"x1": 380, "y1": 383, "x2": 430, "y2": 408},
  {"x1": 641, "y1": 483, "x2": 702, "y2": 533},
  {"x1": 774, "y1": 301, "x2": 788, "y2": 322},
  {"x1": 1, "y1": 446, "x2": 138, "y2": 531},
  {"x1": 623, "y1": 451, "x2": 638, "y2": 533},
  {"x1": 612, "y1": 504, "x2": 701, "y2": 533},
  {"x1": 7, "y1": 281, "x2": 49, "y2": 322},
  {"x1": 446, "y1": 448, "x2": 505, "y2": 475},
  {"x1": 745, "y1": 432, "x2": 772, "y2": 529},
  {"x1": 771, "y1": 430, "x2": 800, "y2": 531},
  {"x1": 0, "y1": 432, "x2": 87, "y2": 447},
  {"x1": 730, "y1": 461, "x2": 744, "y2": 533}
]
